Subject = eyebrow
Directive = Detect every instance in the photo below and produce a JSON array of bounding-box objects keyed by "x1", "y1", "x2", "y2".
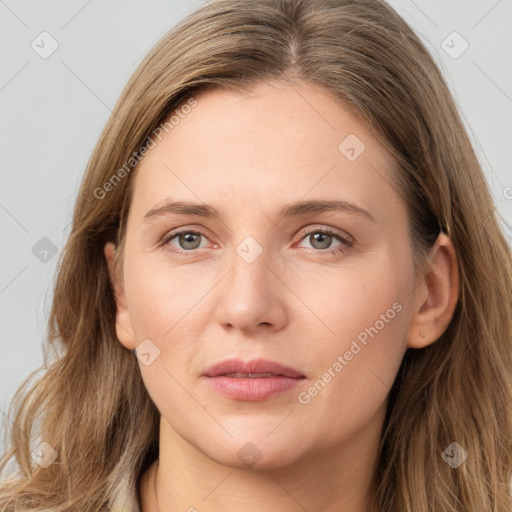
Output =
[{"x1": 143, "y1": 198, "x2": 375, "y2": 223}]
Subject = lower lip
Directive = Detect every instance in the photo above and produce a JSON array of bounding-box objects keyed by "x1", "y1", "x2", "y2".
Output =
[{"x1": 204, "y1": 376, "x2": 304, "y2": 401}]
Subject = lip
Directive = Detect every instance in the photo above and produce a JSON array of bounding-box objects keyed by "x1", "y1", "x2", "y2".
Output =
[{"x1": 202, "y1": 358, "x2": 306, "y2": 401}]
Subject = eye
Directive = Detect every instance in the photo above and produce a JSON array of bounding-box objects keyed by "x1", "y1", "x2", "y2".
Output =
[
  {"x1": 295, "y1": 227, "x2": 353, "y2": 255},
  {"x1": 161, "y1": 229, "x2": 211, "y2": 253},
  {"x1": 160, "y1": 226, "x2": 353, "y2": 256}
]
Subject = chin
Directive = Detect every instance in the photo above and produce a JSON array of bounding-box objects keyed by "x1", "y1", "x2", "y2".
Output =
[{"x1": 198, "y1": 433, "x2": 312, "y2": 471}]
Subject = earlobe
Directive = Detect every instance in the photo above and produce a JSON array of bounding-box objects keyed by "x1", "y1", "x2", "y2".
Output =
[
  {"x1": 104, "y1": 241, "x2": 137, "y2": 350},
  {"x1": 407, "y1": 234, "x2": 459, "y2": 349}
]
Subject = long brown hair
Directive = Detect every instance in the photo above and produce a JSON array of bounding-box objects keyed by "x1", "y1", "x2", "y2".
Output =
[{"x1": 1, "y1": 0, "x2": 511, "y2": 510}]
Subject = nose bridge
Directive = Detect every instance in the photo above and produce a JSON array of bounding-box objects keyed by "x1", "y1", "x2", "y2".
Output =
[
  {"x1": 229, "y1": 233, "x2": 273, "y2": 304},
  {"x1": 215, "y1": 232, "x2": 286, "y2": 332}
]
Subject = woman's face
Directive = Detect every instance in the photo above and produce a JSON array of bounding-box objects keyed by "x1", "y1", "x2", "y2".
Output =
[{"x1": 110, "y1": 79, "x2": 422, "y2": 469}]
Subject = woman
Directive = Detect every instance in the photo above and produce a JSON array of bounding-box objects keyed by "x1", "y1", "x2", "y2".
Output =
[{"x1": 1, "y1": 0, "x2": 511, "y2": 511}]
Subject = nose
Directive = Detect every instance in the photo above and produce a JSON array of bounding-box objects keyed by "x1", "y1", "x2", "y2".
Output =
[{"x1": 214, "y1": 239, "x2": 288, "y2": 335}]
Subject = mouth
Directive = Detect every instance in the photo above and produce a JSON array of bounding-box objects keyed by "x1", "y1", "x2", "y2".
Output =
[
  {"x1": 202, "y1": 358, "x2": 306, "y2": 401},
  {"x1": 202, "y1": 358, "x2": 305, "y2": 379},
  {"x1": 221, "y1": 372, "x2": 287, "y2": 378}
]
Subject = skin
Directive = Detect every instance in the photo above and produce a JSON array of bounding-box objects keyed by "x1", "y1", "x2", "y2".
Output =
[{"x1": 104, "y1": 79, "x2": 459, "y2": 512}]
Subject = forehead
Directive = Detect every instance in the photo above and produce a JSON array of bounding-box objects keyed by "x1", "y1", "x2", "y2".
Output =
[{"x1": 129, "y1": 80, "x2": 400, "y2": 222}]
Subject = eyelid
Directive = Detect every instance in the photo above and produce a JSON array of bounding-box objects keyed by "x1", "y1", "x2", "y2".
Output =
[
  {"x1": 295, "y1": 225, "x2": 354, "y2": 245},
  {"x1": 160, "y1": 224, "x2": 354, "y2": 255},
  {"x1": 159, "y1": 226, "x2": 213, "y2": 252}
]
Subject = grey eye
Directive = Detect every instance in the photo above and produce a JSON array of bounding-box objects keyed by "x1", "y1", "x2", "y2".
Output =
[
  {"x1": 177, "y1": 232, "x2": 202, "y2": 250},
  {"x1": 308, "y1": 232, "x2": 334, "y2": 250}
]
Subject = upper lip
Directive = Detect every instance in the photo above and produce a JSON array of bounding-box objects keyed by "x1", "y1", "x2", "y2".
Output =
[{"x1": 203, "y1": 358, "x2": 305, "y2": 378}]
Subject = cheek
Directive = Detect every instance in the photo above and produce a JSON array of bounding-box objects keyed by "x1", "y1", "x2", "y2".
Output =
[
  {"x1": 302, "y1": 301, "x2": 408, "y2": 410},
  {"x1": 290, "y1": 308, "x2": 408, "y2": 458},
  {"x1": 124, "y1": 253, "x2": 210, "y2": 341},
  {"x1": 289, "y1": 251, "x2": 411, "y2": 353},
  {"x1": 290, "y1": 257, "x2": 411, "y2": 431},
  {"x1": 122, "y1": 255, "x2": 219, "y2": 405}
]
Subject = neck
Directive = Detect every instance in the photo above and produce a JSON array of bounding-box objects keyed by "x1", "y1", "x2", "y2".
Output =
[{"x1": 139, "y1": 404, "x2": 385, "y2": 512}]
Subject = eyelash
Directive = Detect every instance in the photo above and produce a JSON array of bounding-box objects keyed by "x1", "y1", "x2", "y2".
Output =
[{"x1": 159, "y1": 226, "x2": 354, "y2": 256}]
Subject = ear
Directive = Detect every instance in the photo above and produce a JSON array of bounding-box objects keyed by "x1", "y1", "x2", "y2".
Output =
[
  {"x1": 104, "y1": 241, "x2": 137, "y2": 350},
  {"x1": 406, "y1": 233, "x2": 459, "y2": 349}
]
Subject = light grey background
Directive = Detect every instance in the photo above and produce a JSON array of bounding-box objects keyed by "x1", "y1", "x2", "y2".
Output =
[{"x1": 1, "y1": 0, "x2": 511, "y2": 453}]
